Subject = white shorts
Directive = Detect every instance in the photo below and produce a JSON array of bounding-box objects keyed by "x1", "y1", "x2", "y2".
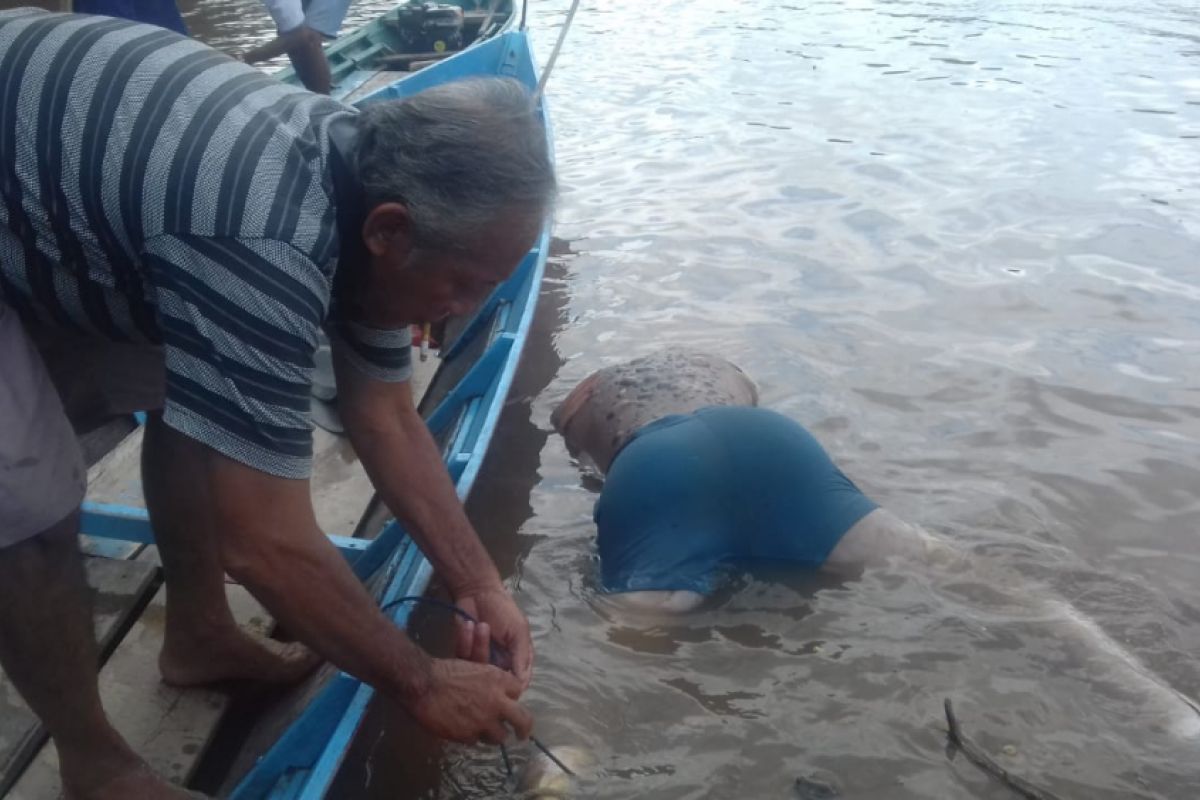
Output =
[
  {"x1": 0, "y1": 303, "x2": 86, "y2": 548},
  {"x1": 262, "y1": 0, "x2": 353, "y2": 38}
]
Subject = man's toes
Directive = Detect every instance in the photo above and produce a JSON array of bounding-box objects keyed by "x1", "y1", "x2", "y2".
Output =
[
  {"x1": 262, "y1": 640, "x2": 322, "y2": 682},
  {"x1": 159, "y1": 631, "x2": 322, "y2": 687}
]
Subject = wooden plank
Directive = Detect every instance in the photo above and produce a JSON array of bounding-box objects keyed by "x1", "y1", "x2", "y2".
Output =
[
  {"x1": 78, "y1": 422, "x2": 368, "y2": 542},
  {"x1": 84, "y1": 426, "x2": 145, "y2": 507},
  {"x1": 0, "y1": 558, "x2": 158, "y2": 798},
  {"x1": 376, "y1": 51, "x2": 454, "y2": 69},
  {"x1": 343, "y1": 69, "x2": 411, "y2": 104},
  {"x1": 8, "y1": 582, "x2": 269, "y2": 800},
  {"x1": 77, "y1": 417, "x2": 138, "y2": 469},
  {"x1": 309, "y1": 354, "x2": 438, "y2": 536},
  {"x1": 79, "y1": 425, "x2": 146, "y2": 561},
  {"x1": 310, "y1": 428, "x2": 376, "y2": 539}
]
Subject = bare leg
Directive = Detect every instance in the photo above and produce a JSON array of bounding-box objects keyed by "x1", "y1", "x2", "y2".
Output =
[
  {"x1": 143, "y1": 414, "x2": 320, "y2": 687},
  {"x1": 0, "y1": 513, "x2": 197, "y2": 799},
  {"x1": 286, "y1": 28, "x2": 332, "y2": 94},
  {"x1": 240, "y1": 26, "x2": 331, "y2": 93}
]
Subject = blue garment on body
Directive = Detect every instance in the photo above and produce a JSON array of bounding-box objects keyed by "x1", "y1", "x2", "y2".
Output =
[
  {"x1": 72, "y1": 0, "x2": 189, "y2": 34},
  {"x1": 594, "y1": 406, "x2": 878, "y2": 594}
]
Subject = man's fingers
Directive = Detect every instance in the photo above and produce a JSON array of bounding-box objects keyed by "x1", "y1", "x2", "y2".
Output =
[
  {"x1": 501, "y1": 698, "x2": 534, "y2": 741},
  {"x1": 481, "y1": 721, "x2": 509, "y2": 746},
  {"x1": 455, "y1": 619, "x2": 473, "y2": 660},
  {"x1": 511, "y1": 635, "x2": 534, "y2": 689},
  {"x1": 472, "y1": 620, "x2": 492, "y2": 664},
  {"x1": 498, "y1": 667, "x2": 523, "y2": 700}
]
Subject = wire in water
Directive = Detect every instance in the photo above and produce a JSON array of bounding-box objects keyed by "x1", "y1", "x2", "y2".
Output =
[{"x1": 380, "y1": 595, "x2": 577, "y2": 778}]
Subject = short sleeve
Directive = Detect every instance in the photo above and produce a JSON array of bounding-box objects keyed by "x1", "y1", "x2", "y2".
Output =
[
  {"x1": 261, "y1": 0, "x2": 306, "y2": 33},
  {"x1": 142, "y1": 234, "x2": 330, "y2": 479},
  {"x1": 325, "y1": 314, "x2": 413, "y2": 383}
]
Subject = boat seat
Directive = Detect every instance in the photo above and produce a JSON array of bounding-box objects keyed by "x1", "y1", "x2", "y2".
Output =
[{"x1": 350, "y1": 42, "x2": 388, "y2": 68}]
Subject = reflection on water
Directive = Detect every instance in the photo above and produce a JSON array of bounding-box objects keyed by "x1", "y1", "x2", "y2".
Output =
[{"x1": 186, "y1": 0, "x2": 1199, "y2": 796}]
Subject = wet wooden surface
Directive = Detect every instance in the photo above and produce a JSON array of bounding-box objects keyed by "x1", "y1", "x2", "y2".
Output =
[
  {"x1": 344, "y1": 69, "x2": 410, "y2": 104},
  {"x1": 0, "y1": 558, "x2": 158, "y2": 798},
  {"x1": 7, "y1": 575, "x2": 271, "y2": 799}
]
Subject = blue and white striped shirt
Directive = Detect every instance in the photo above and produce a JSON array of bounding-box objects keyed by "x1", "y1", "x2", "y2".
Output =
[{"x1": 0, "y1": 9, "x2": 411, "y2": 478}]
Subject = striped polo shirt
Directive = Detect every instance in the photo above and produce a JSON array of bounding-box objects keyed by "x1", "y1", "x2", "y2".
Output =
[{"x1": 0, "y1": 9, "x2": 411, "y2": 479}]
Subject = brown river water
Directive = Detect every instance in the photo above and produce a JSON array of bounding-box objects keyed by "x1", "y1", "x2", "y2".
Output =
[{"x1": 180, "y1": 0, "x2": 1200, "y2": 797}]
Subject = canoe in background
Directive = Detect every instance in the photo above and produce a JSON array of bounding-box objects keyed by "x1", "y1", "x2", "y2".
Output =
[{"x1": 275, "y1": 0, "x2": 517, "y2": 99}]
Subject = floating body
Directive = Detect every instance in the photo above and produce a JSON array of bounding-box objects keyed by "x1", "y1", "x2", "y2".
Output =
[{"x1": 552, "y1": 349, "x2": 1200, "y2": 742}]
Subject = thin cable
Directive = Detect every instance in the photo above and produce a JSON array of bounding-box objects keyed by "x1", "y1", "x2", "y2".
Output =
[
  {"x1": 381, "y1": 595, "x2": 576, "y2": 778},
  {"x1": 532, "y1": 0, "x2": 582, "y2": 102},
  {"x1": 530, "y1": 735, "x2": 576, "y2": 776},
  {"x1": 500, "y1": 742, "x2": 514, "y2": 778}
]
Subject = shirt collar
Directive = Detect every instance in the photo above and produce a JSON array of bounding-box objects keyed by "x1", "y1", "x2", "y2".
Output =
[{"x1": 327, "y1": 112, "x2": 368, "y2": 301}]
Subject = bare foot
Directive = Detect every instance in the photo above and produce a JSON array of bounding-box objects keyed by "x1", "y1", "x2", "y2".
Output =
[{"x1": 159, "y1": 626, "x2": 321, "y2": 687}]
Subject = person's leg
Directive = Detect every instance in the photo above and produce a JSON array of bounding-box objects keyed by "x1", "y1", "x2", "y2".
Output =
[
  {"x1": 0, "y1": 517, "x2": 199, "y2": 800},
  {"x1": 143, "y1": 413, "x2": 319, "y2": 686},
  {"x1": 293, "y1": 0, "x2": 350, "y2": 94},
  {"x1": 0, "y1": 303, "x2": 195, "y2": 798},
  {"x1": 286, "y1": 26, "x2": 332, "y2": 94}
]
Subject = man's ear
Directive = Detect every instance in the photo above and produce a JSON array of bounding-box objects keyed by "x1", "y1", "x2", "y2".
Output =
[{"x1": 361, "y1": 202, "x2": 414, "y2": 259}]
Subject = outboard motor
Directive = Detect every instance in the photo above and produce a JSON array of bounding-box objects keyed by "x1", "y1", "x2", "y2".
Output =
[{"x1": 394, "y1": 2, "x2": 465, "y2": 54}]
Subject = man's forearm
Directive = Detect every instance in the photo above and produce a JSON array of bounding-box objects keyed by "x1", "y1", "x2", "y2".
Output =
[
  {"x1": 221, "y1": 517, "x2": 433, "y2": 701},
  {"x1": 240, "y1": 35, "x2": 292, "y2": 64},
  {"x1": 344, "y1": 400, "x2": 502, "y2": 595},
  {"x1": 240, "y1": 22, "x2": 315, "y2": 64}
]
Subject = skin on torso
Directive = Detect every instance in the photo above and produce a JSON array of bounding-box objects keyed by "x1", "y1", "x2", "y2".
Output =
[{"x1": 552, "y1": 350, "x2": 759, "y2": 472}]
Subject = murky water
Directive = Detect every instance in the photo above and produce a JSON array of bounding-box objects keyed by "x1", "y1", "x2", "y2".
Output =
[{"x1": 185, "y1": 0, "x2": 1200, "y2": 797}]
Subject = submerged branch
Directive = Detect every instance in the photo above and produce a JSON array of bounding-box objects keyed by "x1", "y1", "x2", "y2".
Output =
[{"x1": 943, "y1": 698, "x2": 1066, "y2": 800}]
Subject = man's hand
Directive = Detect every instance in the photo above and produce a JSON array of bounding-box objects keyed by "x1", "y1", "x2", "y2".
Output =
[
  {"x1": 455, "y1": 585, "x2": 534, "y2": 690},
  {"x1": 333, "y1": 349, "x2": 536, "y2": 691},
  {"x1": 408, "y1": 659, "x2": 533, "y2": 744}
]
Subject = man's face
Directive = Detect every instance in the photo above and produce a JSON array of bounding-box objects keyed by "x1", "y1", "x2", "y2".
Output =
[{"x1": 361, "y1": 207, "x2": 540, "y2": 328}]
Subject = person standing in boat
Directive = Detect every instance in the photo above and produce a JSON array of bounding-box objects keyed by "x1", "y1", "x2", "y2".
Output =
[
  {"x1": 0, "y1": 9, "x2": 551, "y2": 799},
  {"x1": 240, "y1": 0, "x2": 354, "y2": 93},
  {"x1": 70, "y1": 0, "x2": 190, "y2": 34}
]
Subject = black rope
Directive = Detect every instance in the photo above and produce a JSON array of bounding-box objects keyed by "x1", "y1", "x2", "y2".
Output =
[
  {"x1": 500, "y1": 740, "x2": 514, "y2": 778},
  {"x1": 381, "y1": 595, "x2": 576, "y2": 778},
  {"x1": 520, "y1": 0, "x2": 528, "y2": 30}
]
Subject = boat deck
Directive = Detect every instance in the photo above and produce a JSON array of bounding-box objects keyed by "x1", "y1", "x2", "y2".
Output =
[
  {"x1": 0, "y1": 351, "x2": 438, "y2": 799},
  {"x1": 344, "y1": 70, "x2": 412, "y2": 104}
]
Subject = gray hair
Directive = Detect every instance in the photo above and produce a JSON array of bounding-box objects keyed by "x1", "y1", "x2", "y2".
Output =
[{"x1": 355, "y1": 77, "x2": 556, "y2": 250}]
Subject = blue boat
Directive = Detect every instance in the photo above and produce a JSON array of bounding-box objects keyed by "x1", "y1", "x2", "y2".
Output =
[
  {"x1": 275, "y1": 0, "x2": 519, "y2": 101},
  {"x1": 78, "y1": 8, "x2": 553, "y2": 799}
]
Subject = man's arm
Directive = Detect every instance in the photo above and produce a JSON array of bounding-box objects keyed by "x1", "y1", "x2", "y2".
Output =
[
  {"x1": 188, "y1": 428, "x2": 531, "y2": 743},
  {"x1": 331, "y1": 341, "x2": 535, "y2": 688},
  {"x1": 238, "y1": 23, "x2": 332, "y2": 94}
]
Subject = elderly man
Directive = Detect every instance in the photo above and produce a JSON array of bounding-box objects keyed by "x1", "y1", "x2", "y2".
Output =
[{"x1": 0, "y1": 9, "x2": 553, "y2": 799}]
